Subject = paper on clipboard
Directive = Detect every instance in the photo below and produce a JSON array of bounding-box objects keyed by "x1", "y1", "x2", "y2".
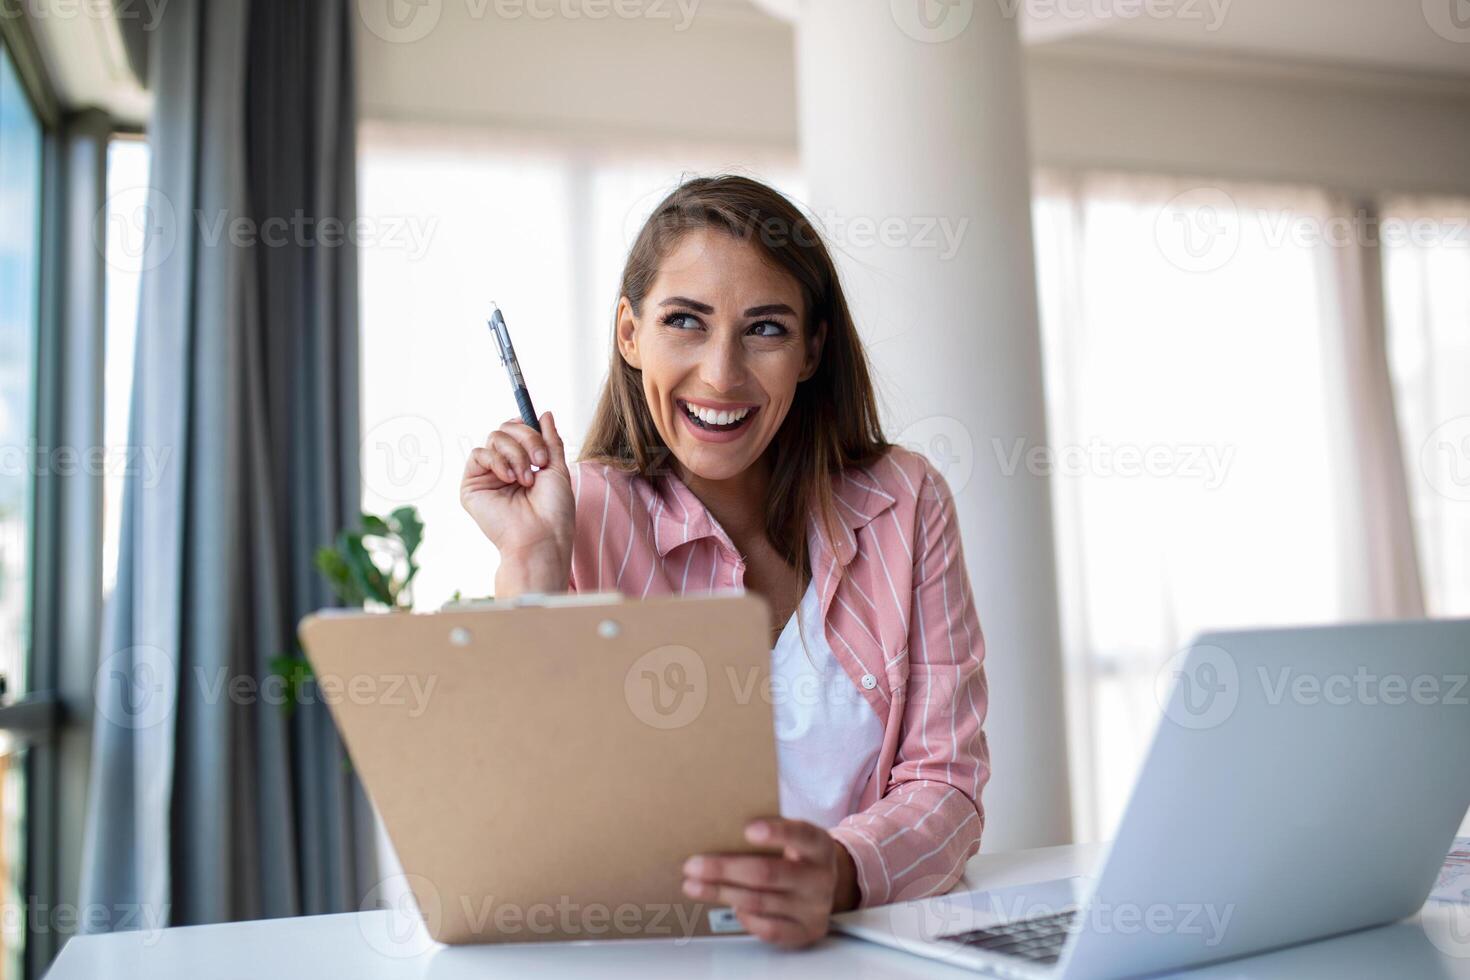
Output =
[{"x1": 1430, "y1": 837, "x2": 1470, "y2": 904}]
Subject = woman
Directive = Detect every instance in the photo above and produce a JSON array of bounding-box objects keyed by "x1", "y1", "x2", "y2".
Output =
[{"x1": 460, "y1": 175, "x2": 988, "y2": 948}]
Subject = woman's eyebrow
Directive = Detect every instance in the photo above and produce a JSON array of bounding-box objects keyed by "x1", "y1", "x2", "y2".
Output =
[
  {"x1": 659, "y1": 296, "x2": 714, "y2": 314},
  {"x1": 745, "y1": 303, "x2": 797, "y2": 317}
]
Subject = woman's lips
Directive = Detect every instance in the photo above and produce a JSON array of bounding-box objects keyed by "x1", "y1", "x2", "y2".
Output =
[{"x1": 676, "y1": 399, "x2": 760, "y2": 444}]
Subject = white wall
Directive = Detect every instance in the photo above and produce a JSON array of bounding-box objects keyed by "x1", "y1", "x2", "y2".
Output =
[
  {"x1": 1026, "y1": 41, "x2": 1470, "y2": 196},
  {"x1": 359, "y1": 14, "x2": 1470, "y2": 198},
  {"x1": 356, "y1": 2, "x2": 797, "y2": 147}
]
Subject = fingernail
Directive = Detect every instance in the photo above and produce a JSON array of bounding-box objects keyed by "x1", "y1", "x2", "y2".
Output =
[
  {"x1": 682, "y1": 879, "x2": 701, "y2": 898},
  {"x1": 533, "y1": 449, "x2": 549, "y2": 465},
  {"x1": 683, "y1": 857, "x2": 704, "y2": 876},
  {"x1": 746, "y1": 822, "x2": 769, "y2": 843}
]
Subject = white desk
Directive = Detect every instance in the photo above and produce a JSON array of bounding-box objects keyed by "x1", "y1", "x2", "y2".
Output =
[{"x1": 45, "y1": 843, "x2": 1470, "y2": 979}]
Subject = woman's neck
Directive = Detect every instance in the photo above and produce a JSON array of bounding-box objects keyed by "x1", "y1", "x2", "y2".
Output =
[{"x1": 676, "y1": 455, "x2": 773, "y2": 555}]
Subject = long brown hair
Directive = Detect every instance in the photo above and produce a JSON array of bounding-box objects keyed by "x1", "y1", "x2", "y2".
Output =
[{"x1": 581, "y1": 174, "x2": 890, "y2": 590}]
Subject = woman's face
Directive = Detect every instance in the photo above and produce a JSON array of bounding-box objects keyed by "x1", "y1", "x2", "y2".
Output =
[{"x1": 616, "y1": 227, "x2": 825, "y2": 484}]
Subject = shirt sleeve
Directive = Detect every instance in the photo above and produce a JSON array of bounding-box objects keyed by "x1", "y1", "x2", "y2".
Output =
[{"x1": 829, "y1": 458, "x2": 990, "y2": 907}]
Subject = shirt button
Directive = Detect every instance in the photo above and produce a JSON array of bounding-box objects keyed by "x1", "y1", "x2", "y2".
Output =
[{"x1": 860, "y1": 673, "x2": 878, "y2": 690}]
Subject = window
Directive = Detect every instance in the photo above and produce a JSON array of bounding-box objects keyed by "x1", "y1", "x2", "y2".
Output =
[
  {"x1": 101, "y1": 136, "x2": 150, "y2": 597},
  {"x1": 1382, "y1": 196, "x2": 1470, "y2": 619},
  {"x1": 357, "y1": 122, "x2": 802, "y2": 609},
  {"x1": 0, "y1": 35, "x2": 43, "y2": 980},
  {"x1": 1032, "y1": 173, "x2": 1378, "y2": 841}
]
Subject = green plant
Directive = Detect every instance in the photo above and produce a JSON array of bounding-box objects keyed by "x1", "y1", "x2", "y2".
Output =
[{"x1": 270, "y1": 506, "x2": 425, "y2": 715}]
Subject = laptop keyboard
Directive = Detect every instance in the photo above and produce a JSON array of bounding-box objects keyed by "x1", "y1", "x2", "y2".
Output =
[{"x1": 939, "y1": 908, "x2": 1076, "y2": 965}]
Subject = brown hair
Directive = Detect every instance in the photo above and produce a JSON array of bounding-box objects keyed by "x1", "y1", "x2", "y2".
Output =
[{"x1": 581, "y1": 174, "x2": 890, "y2": 591}]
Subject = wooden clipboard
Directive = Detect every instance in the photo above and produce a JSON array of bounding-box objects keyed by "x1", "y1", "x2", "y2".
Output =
[{"x1": 298, "y1": 590, "x2": 781, "y2": 944}]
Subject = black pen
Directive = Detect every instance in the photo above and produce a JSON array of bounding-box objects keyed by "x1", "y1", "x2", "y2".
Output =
[{"x1": 487, "y1": 302, "x2": 540, "y2": 433}]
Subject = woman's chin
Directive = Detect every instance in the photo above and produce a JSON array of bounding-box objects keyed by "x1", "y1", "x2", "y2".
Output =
[{"x1": 671, "y1": 444, "x2": 756, "y2": 484}]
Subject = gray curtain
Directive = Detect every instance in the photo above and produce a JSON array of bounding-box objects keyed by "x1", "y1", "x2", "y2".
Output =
[{"x1": 78, "y1": 0, "x2": 376, "y2": 929}]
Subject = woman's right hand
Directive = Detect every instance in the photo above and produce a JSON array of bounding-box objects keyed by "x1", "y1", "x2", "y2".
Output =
[{"x1": 460, "y1": 411, "x2": 574, "y2": 596}]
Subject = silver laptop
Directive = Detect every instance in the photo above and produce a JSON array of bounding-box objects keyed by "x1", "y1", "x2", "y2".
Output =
[{"x1": 833, "y1": 619, "x2": 1470, "y2": 979}]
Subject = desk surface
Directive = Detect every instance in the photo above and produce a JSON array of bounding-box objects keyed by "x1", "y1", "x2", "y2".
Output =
[{"x1": 45, "y1": 842, "x2": 1470, "y2": 979}]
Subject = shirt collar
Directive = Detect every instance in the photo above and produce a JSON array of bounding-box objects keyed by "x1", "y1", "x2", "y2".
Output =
[{"x1": 653, "y1": 466, "x2": 897, "y2": 568}]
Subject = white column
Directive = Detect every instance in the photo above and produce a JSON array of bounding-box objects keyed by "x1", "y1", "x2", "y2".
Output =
[{"x1": 789, "y1": 0, "x2": 1072, "y2": 850}]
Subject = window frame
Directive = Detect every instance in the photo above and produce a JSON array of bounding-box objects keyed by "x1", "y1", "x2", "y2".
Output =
[{"x1": 1, "y1": 9, "x2": 104, "y2": 978}]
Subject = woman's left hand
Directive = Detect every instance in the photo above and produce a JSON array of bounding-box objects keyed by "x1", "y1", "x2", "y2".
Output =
[{"x1": 682, "y1": 817, "x2": 859, "y2": 949}]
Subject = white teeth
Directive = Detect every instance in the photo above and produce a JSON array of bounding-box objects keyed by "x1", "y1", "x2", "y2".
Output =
[{"x1": 684, "y1": 402, "x2": 751, "y2": 426}]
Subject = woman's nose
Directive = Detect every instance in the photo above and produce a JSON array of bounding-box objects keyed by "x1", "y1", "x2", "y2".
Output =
[{"x1": 700, "y1": 335, "x2": 748, "y2": 392}]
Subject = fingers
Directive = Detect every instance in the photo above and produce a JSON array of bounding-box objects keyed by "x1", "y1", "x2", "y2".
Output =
[
  {"x1": 746, "y1": 818, "x2": 832, "y2": 864},
  {"x1": 681, "y1": 878, "x2": 809, "y2": 918},
  {"x1": 495, "y1": 413, "x2": 568, "y2": 478},
  {"x1": 683, "y1": 853, "x2": 818, "y2": 897},
  {"x1": 540, "y1": 411, "x2": 569, "y2": 474},
  {"x1": 488, "y1": 432, "x2": 535, "y2": 487},
  {"x1": 736, "y1": 911, "x2": 816, "y2": 949}
]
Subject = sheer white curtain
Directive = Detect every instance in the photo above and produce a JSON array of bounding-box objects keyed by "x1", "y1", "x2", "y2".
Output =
[
  {"x1": 1031, "y1": 172, "x2": 1429, "y2": 841},
  {"x1": 357, "y1": 121, "x2": 802, "y2": 609},
  {"x1": 1382, "y1": 196, "x2": 1470, "y2": 620}
]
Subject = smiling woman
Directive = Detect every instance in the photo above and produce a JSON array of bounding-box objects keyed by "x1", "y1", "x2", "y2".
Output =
[{"x1": 460, "y1": 175, "x2": 990, "y2": 949}]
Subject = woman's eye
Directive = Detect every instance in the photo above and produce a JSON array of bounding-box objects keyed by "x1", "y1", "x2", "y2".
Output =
[
  {"x1": 748, "y1": 320, "x2": 788, "y2": 338},
  {"x1": 662, "y1": 313, "x2": 702, "y2": 330}
]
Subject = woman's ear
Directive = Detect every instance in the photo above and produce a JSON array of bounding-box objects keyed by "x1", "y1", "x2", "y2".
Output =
[
  {"x1": 799, "y1": 319, "x2": 828, "y2": 382},
  {"x1": 615, "y1": 296, "x2": 642, "y2": 370}
]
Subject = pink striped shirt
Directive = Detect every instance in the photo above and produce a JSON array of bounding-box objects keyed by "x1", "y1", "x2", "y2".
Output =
[{"x1": 567, "y1": 445, "x2": 990, "y2": 908}]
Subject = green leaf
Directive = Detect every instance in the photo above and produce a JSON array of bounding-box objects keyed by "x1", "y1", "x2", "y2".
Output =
[
  {"x1": 314, "y1": 545, "x2": 364, "y2": 606},
  {"x1": 341, "y1": 530, "x2": 394, "y2": 607},
  {"x1": 268, "y1": 653, "x2": 315, "y2": 718},
  {"x1": 360, "y1": 514, "x2": 391, "y2": 538},
  {"x1": 390, "y1": 506, "x2": 424, "y2": 560}
]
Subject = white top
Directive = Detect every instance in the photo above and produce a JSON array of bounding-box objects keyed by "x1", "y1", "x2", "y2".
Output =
[{"x1": 770, "y1": 578, "x2": 885, "y2": 829}]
